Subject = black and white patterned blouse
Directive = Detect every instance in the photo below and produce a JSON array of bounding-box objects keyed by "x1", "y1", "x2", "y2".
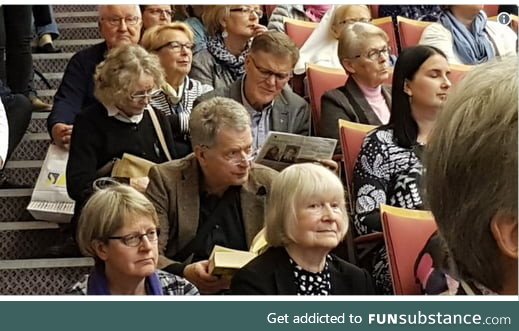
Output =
[
  {"x1": 150, "y1": 76, "x2": 212, "y2": 139},
  {"x1": 290, "y1": 256, "x2": 332, "y2": 295},
  {"x1": 352, "y1": 127, "x2": 424, "y2": 294},
  {"x1": 353, "y1": 127, "x2": 424, "y2": 235}
]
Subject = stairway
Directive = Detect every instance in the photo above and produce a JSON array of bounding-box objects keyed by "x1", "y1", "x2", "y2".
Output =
[{"x1": 0, "y1": 5, "x2": 101, "y2": 295}]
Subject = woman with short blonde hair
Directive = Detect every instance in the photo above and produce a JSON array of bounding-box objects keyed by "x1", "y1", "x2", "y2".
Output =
[
  {"x1": 68, "y1": 185, "x2": 199, "y2": 295},
  {"x1": 190, "y1": 5, "x2": 267, "y2": 90},
  {"x1": 231, "y1": 163, "x2": 375, "y2": 295}
]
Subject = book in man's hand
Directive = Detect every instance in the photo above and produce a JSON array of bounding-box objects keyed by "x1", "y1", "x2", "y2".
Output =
[{"x1": 208, "y1": 245, "x2": 257, "y2": 280}]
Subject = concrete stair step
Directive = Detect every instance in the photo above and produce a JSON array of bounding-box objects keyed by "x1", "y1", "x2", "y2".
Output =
[
  {"x1": 0, "y1": 257, "x2": 94, "y2": 295},
  {"x1": 28, "y1": 112, "x2": 50, "y2": 134},
  {"x1": 1, "y1": 161, "x2": 43, "y2": 188},
  {"x1": 56, "y1": 22, "x2": 100, "y2": 40},
  {"x1": 33, "y1": 52, "x2": 73, "y2": 74},
  {"x1": 0, "y1": 222, "x2": 62, "y2": 260},
  {"x1": 54, "y1": 39, "x2": 103, "y2": 53},
  {"x1": 10, "y1": 132, "x2": 50, "y2": 162},
  {"x1": 53, "y1": 5, "x2": 97, "y2": 13},
  {"x1": 55, "y1": 11, "x2": 98, "y2": 24},
  {"x1": 34, "y1": 72, "x2": 63, "y2": 91},
  {"x1": 0, "y1": 189, "x2": 33, "y2": 222}
]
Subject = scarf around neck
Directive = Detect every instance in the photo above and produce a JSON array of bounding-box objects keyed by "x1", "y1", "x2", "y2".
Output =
[
  {"x1": 206, "y1": 34, "x2": 248, "y2": 81},
  {"x1": 439, "y1": 10, "x2": 495, "y2": 65},
  {"x1": 304, "y1": 5, "x2": 332, "y2": 22},
  {"x1": 86, "y1": 265, "x2": 163, "y2": 295}
]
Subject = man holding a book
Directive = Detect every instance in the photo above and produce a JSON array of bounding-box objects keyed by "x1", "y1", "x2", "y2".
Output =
[{"x1": 146, "y1": 97, "x2": 278, "y2": 294}]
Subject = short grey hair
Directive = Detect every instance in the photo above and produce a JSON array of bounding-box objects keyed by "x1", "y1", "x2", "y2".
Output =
[
  {"x1": 266, "y1": 163, "x2": 348, "y2": 247},
  {"x1": 77, "y1": 185, "x2": 159, "y2": 262},
  {"x1": 425, "y1": 56, "x2": 518, "y2": 292},
  {"x1": 189, "y1": 97, "x2": 251, "y2": 148},
  {"x1": 338, "y1": 22, "x2": 388, "y2": 60},
  {"x1": 94, "y1": 44, "x2": 165, "y2": 106}
]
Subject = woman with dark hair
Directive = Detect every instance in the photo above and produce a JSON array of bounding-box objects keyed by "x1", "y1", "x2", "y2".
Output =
[
  {"x1": 352, "y1": 45, "x2": 452, "y2": 293},
  {"x1": 419, "y1": 5, "x2": 516, "y2": 65}
]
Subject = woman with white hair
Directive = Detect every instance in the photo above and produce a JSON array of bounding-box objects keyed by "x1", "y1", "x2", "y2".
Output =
[{"x1": 231, "y1": 163, "x2": 375, "y2": 295}]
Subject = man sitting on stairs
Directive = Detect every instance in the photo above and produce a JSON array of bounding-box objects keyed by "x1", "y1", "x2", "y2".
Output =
[{"x1": 47, "y1": 5, "x2": 142, "y2": 150}]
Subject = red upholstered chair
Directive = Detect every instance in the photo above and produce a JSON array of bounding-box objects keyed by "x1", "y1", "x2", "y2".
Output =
[
  {"x1": 306, "y1": 64, "x2": 348, "y2": 135},
  {"x1": 370, "y1": 5, "x2": 379, "y2": 19},
  {"x1": 380, "y1": 204, "x2": 437, "y2": 295},
  {"x1": 263, "y1": 5, "x2": 277, "y2": 19},
  {"x1": 284, "y1": 18, "x2": 319, "y2": 49},
  {"x1": 449, "y1": 64, "x2": 473, "y2": 86},
  {"x1": 397, "y1": 16, "x2": 432, "y2": 49},
  {"x1": 373, "y1": 16, "x2": 399, "y2": 55},
  {"x1": 483, "y1": 5, "x2": 499, "y2": 17}
]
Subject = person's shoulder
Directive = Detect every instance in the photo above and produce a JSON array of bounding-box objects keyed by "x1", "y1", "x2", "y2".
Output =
[
  {"x1": 250, "y1": 162, "x2": 278, "y2": 182},
  {"x1": 279, "y1": 86, "x2": 308, "y2": 107},
  {"x1": 329, "y1": 255, "x2": 374, "y2": 289},
  {"x1": 154, "y1": 154, "x2": 195, "y2": 174},
  {"x1": 193, "y1": 48, "x2": 214, "y2": 63},
  {"x1": 239, "y1": 247, "x2": 285, "y2": 274},
  {"x1": 71, "y1": 42, "x2": 107, "y2": 63},
  {"x1": 76, "y1": 101, "x2": 106, "y2": 122},
  {"x1": 156, "y1": 270, "x2": 199, "y2": 295}
]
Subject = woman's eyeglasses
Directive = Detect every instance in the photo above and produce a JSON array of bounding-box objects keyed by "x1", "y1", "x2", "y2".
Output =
[
  {"x1": 229, "y1": 7, "x2": 263, "y2": 18},
  {"x1": 130, "y1": 89, "x2": 161, "y2": 101},
  {"x1": 108, "y1": 229, "x2": 160, "y2": 247},
  {"x1": 336, "y1": 17, "x2": 372, "y2": 26},
  {"x1": 355, "y1": 46, "x2": 391, "y2": 62},
  {"x1": 154, "y1": 41, "x2": 195, "y2": 53}
]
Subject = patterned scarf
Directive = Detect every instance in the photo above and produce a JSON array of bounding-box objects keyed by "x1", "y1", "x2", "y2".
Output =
[
  {"x1": 87, "y1": 265, "x2": 163, "y2": 295},
  {"x1": 439, "y1": 10, "x2": 495, "y2": 65},
  {"x1": 304, "y1": 5, "x2": 332, "y2": 22},
  {"x1": 206, "y1": 33, "x2": 248, "y2": 81}
]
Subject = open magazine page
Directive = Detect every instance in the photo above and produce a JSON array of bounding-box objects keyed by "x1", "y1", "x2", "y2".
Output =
[{"x1": 255, "y1": 131, "x2": 337, "y2": 171}]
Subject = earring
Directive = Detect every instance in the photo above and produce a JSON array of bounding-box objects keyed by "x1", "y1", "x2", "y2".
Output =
[{"x1": 221, "y1": 29, "x2": 228, "y2": 39}]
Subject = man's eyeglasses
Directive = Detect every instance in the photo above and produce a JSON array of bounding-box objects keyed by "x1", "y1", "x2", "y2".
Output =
[
  {"x1": 355, "y1": 46, "x2": 391, "y2": 62},
  {"x1": 202, "y1": 145, "x2": 256, "y2": 165},
  {"x1": 108, "y1": 229, "x2": 160, "y2": 247},
  {"x1": 249, "y1": 56, "x2": 292, "y2": 83},
  {"x1": 229, "y1": 7, "x2": 263, "y2": 19},
  {"x1": 336, "y1": 17, "x2": 372, "y2": 26},
  {"x1": 130, "y1": 89, "x2": 161, "y2": 101},
  {"x1": 101, "y1": 16, "x2": 141, "y2": 27},
  {"x1": 145, "y1": 8, "x2": 174, "y2": 17},
  {"x1": 155, "y1": 41, "x2": 195, "y2": 53}
]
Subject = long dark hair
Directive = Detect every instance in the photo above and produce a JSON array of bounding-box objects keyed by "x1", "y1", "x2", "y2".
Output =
[{"x1": 387, "y1": 45, "x2": 447, "y2": 148}]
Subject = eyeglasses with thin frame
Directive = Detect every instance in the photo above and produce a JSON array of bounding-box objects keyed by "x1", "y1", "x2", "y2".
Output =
[
  {"x1": 202, "y1": 144, "x2": 256, "y2": 166},
  {"x1": 129, "y1": 89, "x2": 161, "y2": 101},
  {"x1": 229, "y1": 7, "x2": 263, "y2": 19},
  {"x1": 108, "y1": 228, "x2": 160, "y2": 247},
  {"x1": 101, "y1": 16, "x2": 141, "y2": 27},
  {"x1": 355, "y1": 46, "x2": 391, "y2": 62},
  {"x1": 249, "y1": 56, "x2": 292, "y2": 83},
  {"x1": 154, "y1": 41, "x2": 195, "y2": 53},
  {"x1": 145, "y1": 7, "x2": 174, "y2": 17}
]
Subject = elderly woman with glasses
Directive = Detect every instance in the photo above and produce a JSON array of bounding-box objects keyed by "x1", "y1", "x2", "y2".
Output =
[
  {"x1": 67, "y1": 44, "x2": 187, "y2": 236},
  {"x1": 352, "y1": 45, "x2": 452, "y2": 293},
  {"x1": 141, "y1": 22, "x2": 213, "y2": 146},
  {"x1": 67, "y1": 184, "x2": 199, "y2": 295},
  {"x1": 231, "y1": 163, "x2": 375, "y2": 295},
  {"x1": 319, "y1": 22, "x2": 391, "y2": 145},
  {"x1": 139, "y1": 5, "x2": 174, "y2": 31},
  {"x1": 189, "y1": 5, "x2": 267, "y2": 90}
]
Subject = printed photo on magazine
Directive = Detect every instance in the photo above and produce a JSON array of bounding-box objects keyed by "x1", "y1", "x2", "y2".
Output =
[{"x1": 255, "y1": 131, "x2": 337, "y2": 171}]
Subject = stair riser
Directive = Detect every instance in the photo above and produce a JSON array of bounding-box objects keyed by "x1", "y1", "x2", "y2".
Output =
[
  {"x1": 27, "y1": 118, "x2": 48, "y2": 134},
  {"x1": 59, "y1": 27, "x2": 100, "y2": 40},
  {"x1": 56, "y1": 15, "x2": 98, "y2": 24},
  {"x1": 10, "y1": 139, "x2": 50, "y2": 161},
  {"x1": 34, "y1": 76, "x2": 61, "y2": 91},
  {"x1": 0, "y1": 196, "x2": 32, "y2": 222},
  {"x1": 0, "y1": 229, "x2": 64, "y2": 259},
  {"x1": 53, "y1": 5, "x2": 97, "y2": 13},
  {"x1": 1, "y1": 168, "x2": 40, "y2": 188},
  {"x1": 34, "y1": 57, "x2": 71, "y2": 74},
  {"x1": 0, "y1": 266, "x2": 91, "y2": 295}
]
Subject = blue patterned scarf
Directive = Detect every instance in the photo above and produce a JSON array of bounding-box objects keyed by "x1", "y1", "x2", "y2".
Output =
[
  {"x1": 439, "y1": 10, "x2": 495, "y2": 65},
  {"x1": 206, "y1": 33, "x2": 248, "y2": 81},
  {"x1": 87, "y1": 265, "x2": 163, "y2": 295}
]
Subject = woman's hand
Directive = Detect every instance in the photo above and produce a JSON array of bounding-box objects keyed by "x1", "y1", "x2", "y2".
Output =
[
  {"x1": 129, "y1": 176, "x2": 150, "y2": 193},
  {"x1": 251, "y1": 24, "x2": 268, "y2": 38}
]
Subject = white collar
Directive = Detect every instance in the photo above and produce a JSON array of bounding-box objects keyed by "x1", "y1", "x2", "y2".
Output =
[{"x1": 105, "y1": 103, "x2": 145, "y2": 124}]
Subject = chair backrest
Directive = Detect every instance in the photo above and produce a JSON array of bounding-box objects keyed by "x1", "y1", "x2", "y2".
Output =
[
  {"x1": 263, "y1": 5, "x2": 277, "y2": 19},
  {"x1": 306, "y1": 64, "x2": 348, "y2": 135},
  {"x1": 370, "y1": 4, "x2": 380, "y2": 19},
  {"x1": 380, "y1": 204, "x2": 437, "y2": 295},
  {"x1": 449, "y1": 64, "x2": 473, "y2": 86},
  {"x1": 338, "y1": 119, "x2": 376, "y2": 208},
  {"x1": 483, "y1": 4, "x2": 499, "y2": 17},
  {"x1": 397, "y1": 16, "x2": 432, "y2": 49},
  {"x1": 373, "y1": 16, "x2": 399, "y2": 56},
  {"x1": 284, "y1": 18, "x2": 319, "y2": 49}
]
